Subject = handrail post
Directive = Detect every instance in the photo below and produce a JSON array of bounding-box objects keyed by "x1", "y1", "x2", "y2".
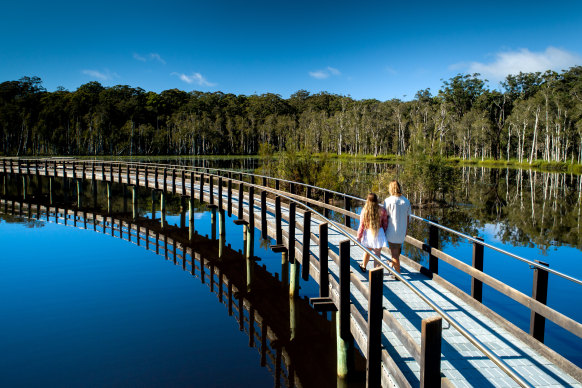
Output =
[
  {"x1": 429, "y1": 220, "x2": 439, "y2": 275},
  {"x1": 218, "y1": 176, "x2": 223, "y2": 211},
  {"x1": 237, "y1": 182, "x2": 244, "y2": 220},
  {"x1": 172, "y1": 168, "x2": 176, "y2": 193},
  {"x1": 227, "y1": 177, "x2": 232, "y2": 216},
  {"x1": 324, "y1": 191, "x2": 330, "y2": 218},
  {"x1": 181, "y1": 170, "x2": 186, "y2": 196},
  {"x1": 319, "y1": 223, "x2": 329, "y2": 297},
  {"x1": 275, "y1": 196, "x2": 282, "y2": 245},
  {"x1": 288, "y1": 202, "x2": 296, "y2": 264},
  {"x1": 472, "y1": 237, "x2": 484, "y2": 302},
  {"x1": 301, "y1": 211, "x2": 311, "y2": 281},
  {"x1": 209, "y1": 174, "x2": 214, "y2": 205},
  {"x1": 420, "y1": 315, "x2": 442, "y2": 388},
  {"x1": 199, "y1": 172, "x2": 205, "y2": 203},
  {"x1": 262, "y1": 176, "x2": 267, "y2": 187},
  {"x1": 163, "y1": 168, "x2": 167, "y2": 193},
  {"x1": 344, "y1": 197, "x2": 351, "y2": 228},
  {"x1": 275, "y1": 179, "x2": 280, "y2": 191},
  {"x1": 144, "y1": 165, "x2": 149, "y2": 189},
  {"x1": 154, "y1": 167, "x2": 159, "y2": 189},
  {"x1": 337, "y1": 239, "x2": 354, "y2": 378},
  {"x1": 248, "y1": 185, "x2": 254, "y2": 230},
  {"x1": 367, "y1": 267, "x2": 383, "y2": 388},
  {"x1": 530, "y1": 260, "x2": 549, "y2": 343},
  {"x1": 261, "y1": 190, "x2": 267, "y2": 239},
  {"x1": 290, "y1": 182, "x2": 295, "y2": 195}
]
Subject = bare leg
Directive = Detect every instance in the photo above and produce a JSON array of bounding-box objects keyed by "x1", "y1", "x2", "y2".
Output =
[
  {"x1": 361, "y1": 251, "x2": 370, "y2": 270},
  {"x1": 390, "y1": 247, "x2": 401, "y2": 273},
  {"x1": 372, "y1": 248, "x2": 382, "y2": 268}
]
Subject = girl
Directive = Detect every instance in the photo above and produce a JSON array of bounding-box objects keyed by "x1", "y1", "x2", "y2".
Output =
[{"x1": 357, "y1": 193, "x2": 388, "y2": 272}]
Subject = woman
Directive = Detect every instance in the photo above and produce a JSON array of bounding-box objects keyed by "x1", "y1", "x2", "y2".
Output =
[
  {"x1": 357, "y1": 193, "x2": 388, "y2": 272},
  {"x1": 384, "y1": 180, "x2": 411, "y2": 274}
]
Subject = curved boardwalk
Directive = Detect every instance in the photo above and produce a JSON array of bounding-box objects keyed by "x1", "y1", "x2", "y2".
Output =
[{"x1": 1, "y1": 159, "x2": 581, "y2": 388}]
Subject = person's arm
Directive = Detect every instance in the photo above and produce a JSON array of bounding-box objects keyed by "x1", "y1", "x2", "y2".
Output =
[
  {"x1": 381, "y1": 208, "x2": 388, "y2": 232},
  {"x1": 357, "y1": 210, "x2": 366, "y2": 241}
]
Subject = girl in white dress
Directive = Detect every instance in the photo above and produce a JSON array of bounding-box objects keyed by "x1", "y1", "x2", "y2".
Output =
[{"x1": 357, "y1": 193, "x2": 388, "y2": 272}]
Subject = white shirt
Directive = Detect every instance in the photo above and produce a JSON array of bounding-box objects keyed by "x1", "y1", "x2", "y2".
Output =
[{"x1": 384, "y1": 195, "x2": 411, "y2": 244}]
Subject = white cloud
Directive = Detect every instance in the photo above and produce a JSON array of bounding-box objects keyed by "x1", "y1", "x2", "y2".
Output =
[
  {"x1": 309, "y1": 66, "x2": 341, "y2": 79},
  {"x1": 133, "y1": 53, "x2": 147, "y2": 62},
  {"x1": 171, "y1": 72, "x2": 216, "y2": 87},
  {"x1": 82, "y1": 69, "x2": 115, "y2": 81},
  {"x1": 458, "y1": 47, "x2": 581, "y2": 81},
  {"x1": 149, "y1": 53, "x2": 166, "y2": 64},
  {"x1": 133, "y1": 52, "x2": 166, "y2": 64}
]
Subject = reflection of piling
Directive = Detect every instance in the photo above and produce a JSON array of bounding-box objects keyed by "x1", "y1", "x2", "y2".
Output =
[
  {"x1": 211, "y1": 207, "x2": 217, "y2": 240},
  {"x1": 160, "y1": 191, "x2": 166, "y2": 229},
  {"x1": 132, "y1": 186, "x2": 137, "y2": 219},
  {"x1": 123, "y1": 185, "x2": 128, "y2": 213},
  {"x1": 290, "y1": 259, "x2": 300, "y2": 297},
  {"x1": 218, "y1": 209, "x2": 225, "y2": 237},
  {"x1": 289, "y1": 295, "x2": 297, "y2": 341},
  {"x1": 107, "y1": 183, "x2": 112, "y2": 213},
  {"x1": 76, "y1": 180, "x2": 82, "y2": 207},
  {"x1": 245, "y1": 226, "x2": 254, "y2": 293},
  {"x1": 22, "y1": 175, "x2": 27, "y2": 201},
  {"x1": 188, "y1": 198, "x2": 194, "y2": 242},
  {"x1": 180, "y1": 196, "x2": 185, "y2": 229},
  {"x1": 49, "y1": 177, "x2": 53, "y2": 205},
  {"x1": 151, "y1": 190, "x2": 156, "y2": 219}
]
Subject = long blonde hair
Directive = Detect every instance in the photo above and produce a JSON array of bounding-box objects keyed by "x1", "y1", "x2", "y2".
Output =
[{"x1": 363, "y1": 193, "x2": 380, "y2": 236}]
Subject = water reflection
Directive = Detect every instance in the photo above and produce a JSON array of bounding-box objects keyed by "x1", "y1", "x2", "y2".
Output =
[{"x1": 0, "y1": 174, "x2": 364, "y2": 387}]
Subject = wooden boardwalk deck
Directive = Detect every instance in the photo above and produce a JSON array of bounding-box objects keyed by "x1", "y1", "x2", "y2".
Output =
[{"x1": 2, "y1": 159, "x2": 581, "y2": 388}]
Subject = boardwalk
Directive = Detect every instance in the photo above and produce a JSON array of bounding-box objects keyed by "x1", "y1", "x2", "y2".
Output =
[{"x1": 1, "y1": 158, "x2": 581, "y2": 388}]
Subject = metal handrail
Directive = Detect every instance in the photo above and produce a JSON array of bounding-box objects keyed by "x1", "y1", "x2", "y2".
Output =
[
  {"x1": 198, "y1": 168, "x2": 534, "y2": 388},
  {"x1": 6, "y1": 157, "x2": 582, "y2": 284},
  {"x1": 0, "y1": 157, "x2": 540, "y2": 387}
]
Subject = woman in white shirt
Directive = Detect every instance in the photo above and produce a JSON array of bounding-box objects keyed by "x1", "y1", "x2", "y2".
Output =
[{"x1": 384, "y1": 181, "x2": 410, "y2": 274}]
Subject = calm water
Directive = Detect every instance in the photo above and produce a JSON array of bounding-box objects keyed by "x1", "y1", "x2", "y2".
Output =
[
  {"x1": 133, "y1": 156, "x2": 582, "y2": 367},
  {"x1": 0, "y1": 176, "x2": 345, "y2": 387},
  {"x1": 1, "y1": 158, "x2": 581, "y2": 381}
]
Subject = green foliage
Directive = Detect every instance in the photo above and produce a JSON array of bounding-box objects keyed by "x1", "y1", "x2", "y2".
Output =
[{"x1": 0, "y1": 67, "x2": 582, "y2": 169}]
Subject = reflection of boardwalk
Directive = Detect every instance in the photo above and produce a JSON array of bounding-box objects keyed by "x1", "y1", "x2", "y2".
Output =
[
  {"x1": 0, "y1": 198, "x2": 343, "y2": 388},
  {"x1": 2, "y1": 159, "x2": 582, "y2": 388}
]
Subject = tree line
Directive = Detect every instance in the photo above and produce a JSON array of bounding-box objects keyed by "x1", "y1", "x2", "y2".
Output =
[{"x1": 1, "y1": 67, "x2": 581, "y2": 163}]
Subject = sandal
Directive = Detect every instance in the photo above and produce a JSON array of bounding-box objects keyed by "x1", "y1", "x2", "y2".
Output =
[{"x1": 359, "y1": 264, "x2": 366, "y2": 273}]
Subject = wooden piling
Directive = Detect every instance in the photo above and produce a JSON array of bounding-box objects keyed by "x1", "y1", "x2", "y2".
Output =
[
  {"x1": 275, "y1": 196, "x2": 282, "y2": 245},
  {"x1": 301, "y1": 211, "x2": 311, "y2": 281},
  {"x1": 337, "y1": 239, "x2": 354, "y2": 378},
  {"x1": 530, "y1": 261, "x2": 549, "y2": 343},
  {"x1": 237, "y1": 182, "x2": 244, "y2": 220},
  {"x1": 209, "y1": 174, "x2": 214, "y2": 205},
  {"x1": 429, "y1": 220, "x2": 439, "y2": 274},
  {"x1": 344, "y1": 197, "x2": 351, "y2": 228},
  {"x1": 261, "y1": 190, "x2": 267, "y2": 239},
  {"x1": 420, "y1": 316, "x2": 442, "y2": 388},
  {"x1": 472, "y1": 237, "x2": 484, "y2": 302},
  {"x1": 319, "y1": 223, "x2": 329, "y2": 298},
  {"x1": 200, "y1": 173, "x2": 204, "y2": 203},
  {"x1": 367, "y1": 267, "x2": 384, "y2": 388},
  {"x1": 227, "y1": 178, "x2": 232, "y2": 216},
  {"x1": 288, "y1": 202, "x2": 296, "y2": 264}
]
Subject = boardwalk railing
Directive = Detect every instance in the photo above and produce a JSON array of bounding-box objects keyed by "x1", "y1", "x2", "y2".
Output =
[{"x1": 2, "y1": 157, "x2": 582, "y2": 387}]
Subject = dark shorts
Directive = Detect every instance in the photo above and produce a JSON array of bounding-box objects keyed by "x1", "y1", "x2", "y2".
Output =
[{"x1": 388, "y1": 242, "x2": 402, "y2": 253}]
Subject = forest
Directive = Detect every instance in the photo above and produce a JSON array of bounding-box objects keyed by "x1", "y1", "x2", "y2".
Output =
[{"x1": 1, "y1": 67, "x2": 581, "y2": 164}]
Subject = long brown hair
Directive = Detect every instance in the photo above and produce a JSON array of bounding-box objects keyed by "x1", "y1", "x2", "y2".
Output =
[{"x1": 363, "y1": 192, "x2": 380, "y2": 236}]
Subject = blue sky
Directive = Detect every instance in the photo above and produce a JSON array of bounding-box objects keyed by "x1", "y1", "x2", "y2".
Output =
[{"x1": 1, "y1": 0, "x2": 581, "y2": 100}]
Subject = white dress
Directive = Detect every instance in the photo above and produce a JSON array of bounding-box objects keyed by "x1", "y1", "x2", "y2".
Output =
[{"x1": 361, "y1": 227, "x2": 387, "y2": 249}]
